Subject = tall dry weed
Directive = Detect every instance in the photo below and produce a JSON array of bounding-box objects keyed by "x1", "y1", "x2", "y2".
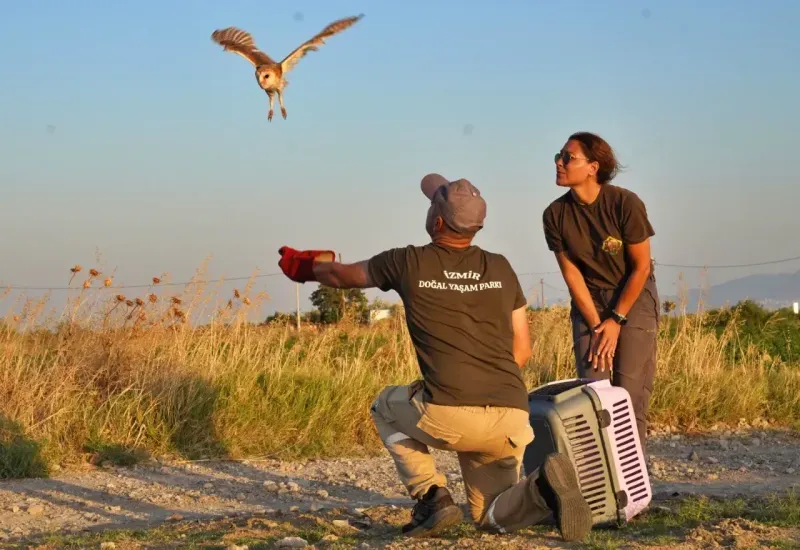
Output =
[{"x1": 1, "y1": 264, "x2": 798, "y2": 476}]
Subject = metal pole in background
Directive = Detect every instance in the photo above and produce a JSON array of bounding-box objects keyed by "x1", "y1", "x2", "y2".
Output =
[
  {"x1": 296, "y1": 282, "x2": 301, "y2": 330},
  {"x1": 339, "y1": 253, "x2": 345, "y2": 320},
  {"x1": 540, "y1": 278, "x2": 546, "y2": 308}
]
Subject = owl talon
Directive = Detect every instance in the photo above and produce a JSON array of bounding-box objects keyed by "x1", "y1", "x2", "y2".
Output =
[
  {"x1": 268, "y1": 109, "x2": 274, "y2": 121},
  {"x1": 281, "y1": 108, "x2": 287, "y2": 119}
]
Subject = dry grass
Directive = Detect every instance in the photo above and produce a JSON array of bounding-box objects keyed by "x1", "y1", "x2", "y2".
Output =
[{"x1": 1, "y1": 264, "x2": 799, "y2": 478}]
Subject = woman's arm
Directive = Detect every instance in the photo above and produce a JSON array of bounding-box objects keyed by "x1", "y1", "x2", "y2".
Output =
[
  {"x1": 544, "y1": 206, "x2": 608, "y2": 369},
  {"x1": 593, "y1": 192, "x2": 656, "y2": 368},
  {"x1": 554, "y1": 251, "x2": 602, "y2": 329},
  {"x1": 610, "y1": 240, "x2": 652, "y2": 319},
  {"x1": 592, "y1": 238, "x2": 652, "y2": 371},
  {"x1": 612, "y1": 190, "x2": 656, "y2": 320},
  {"x1": 556, "y1": 251, "x2": 619, "y2": 371}
]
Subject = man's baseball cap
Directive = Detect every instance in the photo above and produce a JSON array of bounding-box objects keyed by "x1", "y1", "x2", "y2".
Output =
[{"x1": 420, "y1": 173, "x2": 487, "y2": 233}]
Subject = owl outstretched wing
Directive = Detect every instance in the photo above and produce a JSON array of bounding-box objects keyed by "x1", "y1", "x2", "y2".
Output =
[
  {"x1": 279, "y1": 14, "x2": 363, "y2": 74},
  {"x1": 211, "y1": 27, "x2": 276, "y2": 66}
]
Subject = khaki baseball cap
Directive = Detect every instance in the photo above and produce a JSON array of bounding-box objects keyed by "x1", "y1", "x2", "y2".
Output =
[{"x1": 420, "y1": 173, "x2": 487, "y2": 233}]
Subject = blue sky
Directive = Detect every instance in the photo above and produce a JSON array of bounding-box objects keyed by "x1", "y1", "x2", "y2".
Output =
[{"x1": 1, "y1": 0, "x2": 799, "y2": 319}]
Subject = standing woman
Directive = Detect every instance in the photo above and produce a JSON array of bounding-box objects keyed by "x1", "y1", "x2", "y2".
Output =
[{"x1": 542, "y1": 131, "x2": 659, "y2": 453}]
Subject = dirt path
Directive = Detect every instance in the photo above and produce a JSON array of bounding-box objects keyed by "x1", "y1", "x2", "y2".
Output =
[{"x1": 1, "y1": 429, "x2": 799, "y2": 544}]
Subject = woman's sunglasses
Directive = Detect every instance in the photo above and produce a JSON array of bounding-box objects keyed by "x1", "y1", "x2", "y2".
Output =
[{"x1": 554, "y1": 151, "x2": 590, "y2": 166}]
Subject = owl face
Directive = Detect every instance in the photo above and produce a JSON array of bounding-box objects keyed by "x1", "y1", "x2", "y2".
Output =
[{"x1": 255, "y1": 66, "x2": 278, "y2": 88}]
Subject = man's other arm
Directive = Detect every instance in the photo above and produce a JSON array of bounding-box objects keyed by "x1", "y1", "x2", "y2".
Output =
[{"x1": 511, "y1": 305, "x2": 532, "y2": 369}]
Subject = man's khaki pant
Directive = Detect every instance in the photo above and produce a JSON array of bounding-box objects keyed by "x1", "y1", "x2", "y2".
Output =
[{"x1": 370, "y1": 381, "x2": 552, "y2": 533}]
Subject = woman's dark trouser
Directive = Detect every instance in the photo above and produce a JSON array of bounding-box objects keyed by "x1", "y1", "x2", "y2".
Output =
[{"x1": 570, "y1": 286, "x2": 659, "y2": 456}]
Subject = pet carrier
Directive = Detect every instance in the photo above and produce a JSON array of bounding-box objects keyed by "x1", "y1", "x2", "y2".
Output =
[{"x1": 522, "y1": 378, "x2": 651, "y2": 527}]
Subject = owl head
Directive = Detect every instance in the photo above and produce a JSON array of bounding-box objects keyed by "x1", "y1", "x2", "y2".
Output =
[{"x1": 255, "y1": 66, "x2": 279, "y2": 89}]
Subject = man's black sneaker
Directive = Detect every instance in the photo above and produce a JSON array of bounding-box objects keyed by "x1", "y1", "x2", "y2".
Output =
[
  {"x1": 536, "y1": 453, "x2": 593, "y2": 542},
  {"x1": 401, "y1": 485, "x2": 463, "y2": 538}
]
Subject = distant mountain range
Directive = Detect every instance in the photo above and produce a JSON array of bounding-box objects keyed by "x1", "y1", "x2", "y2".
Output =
[{"x1": 663, "y1": 270, "x2": 800, "y2": 311}]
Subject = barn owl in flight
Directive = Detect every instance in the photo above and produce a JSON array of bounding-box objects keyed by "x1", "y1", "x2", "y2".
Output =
[{"x1": 211, "y1": 14, "x2": 364, "y2": 121}]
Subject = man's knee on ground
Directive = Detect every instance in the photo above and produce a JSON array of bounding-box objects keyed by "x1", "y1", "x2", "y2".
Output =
[
  {"x1": 468, "y1": 463, "x2": 522, "y2": 530},
  {"x1": 467, "y1": 500, "x2": 488, "y2": 526},
  {"x1": 474, "y1": 496, "x2": 510, "y2": 534}
]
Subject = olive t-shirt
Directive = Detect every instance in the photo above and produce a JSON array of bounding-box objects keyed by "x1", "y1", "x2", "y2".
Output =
[
  {"x1": 541, "y1": 184, "x2": 658, "y2": 324},
  {"x1": 367, "y1": 243, "x2": 530, "y2": 412}
]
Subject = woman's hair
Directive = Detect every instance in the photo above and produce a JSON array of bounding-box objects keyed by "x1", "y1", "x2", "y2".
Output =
[{"x1": 568, "y1": 131, "x2": 624, "y2": 184}]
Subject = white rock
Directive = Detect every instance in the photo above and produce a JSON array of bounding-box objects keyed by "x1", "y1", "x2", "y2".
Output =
[
  {"x1": 263, "y1": 481, "x2": 279, "y2": 492},
  {"x1": 332, "y1": 519, "x2": 352, "y2": 528},
  {"x1": 276, "y1": 537, "x2": 308, "y2": 548}
]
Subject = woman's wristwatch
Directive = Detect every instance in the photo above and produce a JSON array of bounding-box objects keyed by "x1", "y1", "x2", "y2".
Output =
[{"x1": 610, "y1": 309, "x2": 628, "y2": 325}]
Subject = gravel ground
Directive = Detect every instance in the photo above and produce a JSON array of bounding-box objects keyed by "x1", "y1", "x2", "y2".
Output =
[{"x1": 1, "y1": 427, "x2": 799, "y2": 545}]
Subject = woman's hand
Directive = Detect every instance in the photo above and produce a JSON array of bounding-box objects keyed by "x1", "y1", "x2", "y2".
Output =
[{"x1": 589, "y1": 319, "x2": 621, "y2": 372}]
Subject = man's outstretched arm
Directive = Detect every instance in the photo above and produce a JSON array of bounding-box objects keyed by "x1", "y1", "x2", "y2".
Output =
[
  {"x1": 278, "y1": 245, "x2": 403, "y2": 291},
  {"x1": 312, "y1": 260, "x2": 375, "y2": 289}
]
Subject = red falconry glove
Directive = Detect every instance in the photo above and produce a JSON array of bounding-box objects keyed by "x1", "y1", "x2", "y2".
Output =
[{"x1": 278, "y1": 246, "x2": 336, "y2": 283}]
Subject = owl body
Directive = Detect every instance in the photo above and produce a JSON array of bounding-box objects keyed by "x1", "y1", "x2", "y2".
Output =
[{"x1": 212, "y1": 14, "x2": 363, "y2": 121}]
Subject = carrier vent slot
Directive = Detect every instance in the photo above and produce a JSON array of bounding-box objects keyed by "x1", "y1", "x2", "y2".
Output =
[
  {"x1": 610, "y1": 401, "x2": 651, "y2": 503},
  {"x1": 619, "y1": 441, "x2": 636, "y2": 453},
  {"x1": 583, "y1": 487, "x2": 606, "y2": 500},
  {"x1": 563, "y1": 413, "x2": 610, "y2": 518}
]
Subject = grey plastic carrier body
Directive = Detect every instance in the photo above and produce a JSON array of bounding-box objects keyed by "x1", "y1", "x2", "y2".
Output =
[{"x1": 522, "y1": 378, "x2": 652, "y2": 527}]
